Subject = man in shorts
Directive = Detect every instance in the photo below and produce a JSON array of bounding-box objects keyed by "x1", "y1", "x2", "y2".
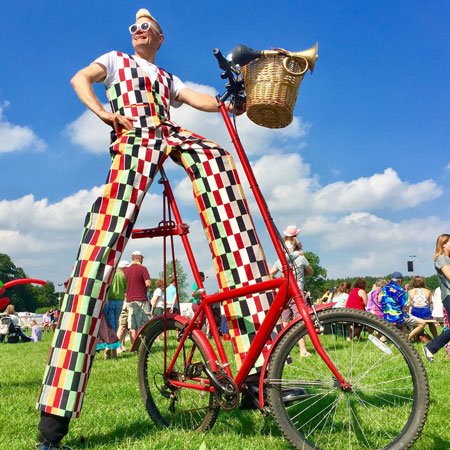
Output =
[
  {"x1": 380, "y1": 272, "x2": 426, "y2": 340},
  {"x1": 124, "y1": 251, "x2": 151, "y2": 341}
]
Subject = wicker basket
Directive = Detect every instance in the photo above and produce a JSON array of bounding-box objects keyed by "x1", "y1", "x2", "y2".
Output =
[{"x1": 242, "y1": 54, "x2": 305, "y2": 129}]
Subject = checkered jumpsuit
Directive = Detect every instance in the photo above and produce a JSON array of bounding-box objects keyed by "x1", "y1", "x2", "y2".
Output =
[{"x1": 37, "y1": 52, "x2": 275, "y2": 418}]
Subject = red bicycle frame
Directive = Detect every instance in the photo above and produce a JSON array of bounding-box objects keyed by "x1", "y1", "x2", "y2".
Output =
[{"x1": 132, "y1": 102, "x2": 351, "y2": 404}]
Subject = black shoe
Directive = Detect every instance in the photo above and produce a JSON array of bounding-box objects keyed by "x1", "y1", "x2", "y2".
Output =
[
  {"x1": 36, "y1": 433, "x2": 71, "y2": 450},
  {"x1": 240, "y1": 384, "x2": 260, "y2": 410}
]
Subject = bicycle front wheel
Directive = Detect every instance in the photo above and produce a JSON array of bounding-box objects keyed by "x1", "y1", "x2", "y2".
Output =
[
  {"x1": 138, "y1": 318, "x2": 219, "y2": 431},
  {"x1": 266, "y1": 308, "x2": 429, "y2": 449}
]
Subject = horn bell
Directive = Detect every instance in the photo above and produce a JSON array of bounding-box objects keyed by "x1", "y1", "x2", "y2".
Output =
[{"x1": 291, "y1": 42, "x2": 319, "y2": 74}]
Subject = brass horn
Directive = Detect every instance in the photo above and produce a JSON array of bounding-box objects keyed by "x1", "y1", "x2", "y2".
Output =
[{"x1": 262, "y1": 42, "x2": 319, "y2": 76}]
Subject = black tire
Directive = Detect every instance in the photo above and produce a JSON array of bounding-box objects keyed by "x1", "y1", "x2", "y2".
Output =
[
  {"x1": 137, "y1": 318, "x2": 219, "y2": 431},
  {"x1": 266, "y1": 308, "x2": 429, "y2": 449}
]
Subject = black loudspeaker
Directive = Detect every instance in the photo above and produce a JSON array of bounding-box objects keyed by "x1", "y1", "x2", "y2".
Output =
[{"x1": 407, "y1": 261, "x2": 414, "y2": 272}]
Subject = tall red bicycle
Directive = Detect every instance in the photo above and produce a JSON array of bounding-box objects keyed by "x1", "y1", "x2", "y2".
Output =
[{"x1": 130, "y1": 45, "x2": 429, "y2": 449}]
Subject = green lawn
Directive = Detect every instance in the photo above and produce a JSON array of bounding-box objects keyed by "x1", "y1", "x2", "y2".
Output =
[{"x1": 0, "y1": 331, "x2": 449, "y2": 450}]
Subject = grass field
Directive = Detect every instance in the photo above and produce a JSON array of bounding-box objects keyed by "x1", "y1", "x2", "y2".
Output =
[{"x1": 0, "y1": 330, "x2": 449, "y2": 450}]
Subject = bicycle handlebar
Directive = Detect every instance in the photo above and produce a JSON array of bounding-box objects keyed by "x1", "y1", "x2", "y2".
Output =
[{"x1": 213, "y1": 47, "x2": 245, "y2": 104}]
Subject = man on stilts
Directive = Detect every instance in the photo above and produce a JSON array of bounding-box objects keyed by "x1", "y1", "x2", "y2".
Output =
[{"x1": 36, "y1": 9, "x2": 275, "y2": 449}]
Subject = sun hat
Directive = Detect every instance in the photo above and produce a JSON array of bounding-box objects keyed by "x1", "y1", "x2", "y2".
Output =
[
  {"x1": 391, "y1": 272, "x2": 403, "y2": 280},
  {"x1": 283, "y1": 225, "x2": 301, "y2": 237},
  {"x1": 131, "y1": 250, "x2": 143, "y2": 257},
  {"x1": 118, "y1": 260, "x2": 129, "y2": 269}
]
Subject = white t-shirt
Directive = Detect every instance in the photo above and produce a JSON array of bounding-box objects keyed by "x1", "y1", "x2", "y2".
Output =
[
  {"x1": 272, "y1": 253, "x2": 310, "y2": 291},
  {"x1": 332, "y1": 293, "x2": 349, "y2": 308},
  {"x1": 93, "y1": 51, "x2": 185, "y2": 106},
  {"x1": 153, "y1": 287, "x2": 165, "y2": 309}
]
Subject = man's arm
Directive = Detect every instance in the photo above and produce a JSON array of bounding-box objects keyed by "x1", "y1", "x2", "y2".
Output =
[
  {"x1": 305, "y1": 265, "x2": 314, "y2": 276},
  {"x1": 176, "y1": 88, "x2": 245, "y2": 115},
  {"x1": 70, "y1": 63, "x2": 135, "y2": 132}
]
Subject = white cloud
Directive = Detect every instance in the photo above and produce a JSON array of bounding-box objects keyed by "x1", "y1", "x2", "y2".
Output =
[
  {"x1": 0, "y1": 101, "x2": 46, "y2": 154},
  {"x1": 64, "y1": 104, "x2": 111, "y2": 153},
  {"x1": 446, "y1": 163, "x2": 450, "y2": 170}
]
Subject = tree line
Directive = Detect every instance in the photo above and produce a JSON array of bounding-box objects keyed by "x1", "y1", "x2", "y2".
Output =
[{"x1": 0, "y1": 254, "x2": 59, "y2": 312}]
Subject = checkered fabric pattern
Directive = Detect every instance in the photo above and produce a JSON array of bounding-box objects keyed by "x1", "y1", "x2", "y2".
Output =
[{"x1": 37, "y1": 53, "x2": 275, "y2": 418}]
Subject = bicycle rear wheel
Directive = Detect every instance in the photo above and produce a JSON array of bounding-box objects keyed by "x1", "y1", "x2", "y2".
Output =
[
  {"x1": 137, "y1": 318, "x2": 219, "y2": 431},
  {"x1": 266, "y1": 308, "x2": 429, "y2": 449}
]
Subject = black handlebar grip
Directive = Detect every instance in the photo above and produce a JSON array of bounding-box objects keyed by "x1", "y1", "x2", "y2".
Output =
[
  {"x1": 232, "y1": 45, "x2": 262, "y2": 66},
  {"x1": 213, "y1": 48, "x2": 232, "y2": 72}
]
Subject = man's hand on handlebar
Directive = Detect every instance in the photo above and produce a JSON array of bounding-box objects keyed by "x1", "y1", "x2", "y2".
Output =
[{"x1": 226, "y1": 97, "x2": 246, "y2": 116}]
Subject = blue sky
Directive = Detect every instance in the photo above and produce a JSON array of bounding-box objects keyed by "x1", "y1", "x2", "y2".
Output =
[{"x1": 1, "y1": 1, "x2": 449, "y2": 294}]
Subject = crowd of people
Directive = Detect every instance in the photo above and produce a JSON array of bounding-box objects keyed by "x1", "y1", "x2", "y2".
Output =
[{"x1": 317, "y1": 234, "x2": 450, "y2": 362}]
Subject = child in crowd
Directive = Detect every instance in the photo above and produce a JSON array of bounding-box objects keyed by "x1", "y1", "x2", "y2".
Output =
[
  {"x1": 283, "y1": 225, "x2": 303, "y2": 255},
  {"x1": 29, "y1": 319, "x2": 42, "y2": 342},
  {"x1": 367, "y1": 279, "x2": 388, "y2": 318},
  {"x1": 408, "y1": 276, "x2": 438, "y2": 339}
]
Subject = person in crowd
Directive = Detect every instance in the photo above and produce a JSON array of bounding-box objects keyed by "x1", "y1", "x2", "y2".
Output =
[
  {"x1": 431, "y1": 286, "x2": 443, "y2": 321},
  {"x1": 331, "y1": 282, "x2": 351, "y2": 308},
  {"x1": 53, "y1": 310, "x2": 61, "y2": 328},
  {"x1": 105, "y1": 260, "x2": 128, "y2": 332},
  {"x1": 346, "y1": 279, "x2": 368, "y2": 311},
  {"x1": 270, "y1": 249, "x2": 314, "y2": 356},
  {"x1": 124, "y1": 251, "x2": 151, "y2": 342},
  {"x1": 320, "y1": 290, "x2": 332, "y2": 304},
  {"x1": 345, "y1": 279, "x2": 368, "y2": 340},
  {"x1": 166, "y1": 278, "x2": 179, "y2": 314},
  {"x1": 366, "y1": 279, "x2": 388, "y2": 319},
  {"x1": 408, "y1": 276, "x2": 438, "y2": 339},
  {"x1": 42, "y1": 311, "x2": 52, "y2": 332},
  {"x1": 423, "y1": 234, "x2": 450, "y2": 362},
  {"x1": 3, "y1": 304, "x2": 31, "y2": 342},
  {"x1": 95, "y1": 314, "x2": 121, "y2": 360},
  {"x1": 30, "y1": 319, "x2": 42, "y2": 342},
  {"x1": 150, "y1": 279, "x2": 165, "y2": 316},
  {"x1": 282, "y1": 225, "x2": 304, "y2": 254},
  {"x1": 443, "y1": 307, "x2": 450, "y2": 360},
  {"x1": 380, "y1": 272, "x2": 426, "y2": 341},
  {"x1": 191, "y1": 272, "x2": 205, "y2": 314},
  {"x1": 116, "y1": 303, "x2": 130, "y2": 354}
]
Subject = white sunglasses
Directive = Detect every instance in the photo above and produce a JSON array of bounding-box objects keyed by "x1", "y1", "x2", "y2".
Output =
[{"x1": 129, "y1": 21, "x2": 157, "y2": 35}]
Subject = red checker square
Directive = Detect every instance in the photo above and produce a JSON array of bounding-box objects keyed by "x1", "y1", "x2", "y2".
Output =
[
  {"x1": 212, "y1": 190, "x2": 224, "y2": 206},
  {"x1": 53, "y1": 386, "x2": 63, "y2": 408},
  {"x1": 118, "y1": 68, "x2": 125, "y2": 81},
  {"x1": 234, "y1": 233, "x2": 245, "y2": 250},
  {"x1": 224, "y1": 203, "x2": 235, "y2": 220},
  {"x1": 244, "y1": 264, "x2": 256, "y2": 282},
  {"x1": 123, "y1": 56, "x2": 129, "y2": 67},
  {"x1": 233, "y1": 250, "x2": 243, "y2": 267},
  {"x1": 130, "y1": 188, "x2": 138, "y2": 205},
  {"x1": 222, "y1": 219, "x2": 233, "y2": 236},
  {"x1": 203, "y1": 160, "x2": 213, "y2": 177},
  {"x1": 214, "y1": 173, "x2": 224, "y2": 189},
  {"x1": 139, "y1": 176, "x2": 147, "y2": 192},
  {"x1": 62, "y1": 331, "x2": 73, "y2": 353}
]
